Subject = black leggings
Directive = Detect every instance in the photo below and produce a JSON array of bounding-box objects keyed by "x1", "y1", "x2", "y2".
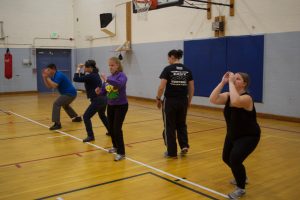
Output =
[
  {"x1": 83, "y1": 97, "x2": 109, "y2": 138},
  {"x1": 222, "y1": 135, "x2": 260, "y2": 189},
  {"x1": 107, "y1": 103, "x2": 128, "y2": 155}
]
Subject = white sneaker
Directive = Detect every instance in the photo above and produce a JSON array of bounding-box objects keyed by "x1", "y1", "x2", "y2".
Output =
[
  {"x1": 228, "y1": 187, "x2": 246, "y2": 199},
  {"x1": 114, "y1": 154, "x2": 125, "y2": 161},
  {"x1": 108, "y1": 147, "x2": 117, "y2": 153}
]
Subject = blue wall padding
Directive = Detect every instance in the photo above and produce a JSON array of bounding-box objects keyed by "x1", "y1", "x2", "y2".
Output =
[
  {"x1": 226, "y1": 35, "x2": 264, "y2": 102},
  {"x1": 184, "y1": 38, "x2": 227, "y2": 99},
  {"x1": 184, "y1": 35, "x2": 264, "y2": 102}
]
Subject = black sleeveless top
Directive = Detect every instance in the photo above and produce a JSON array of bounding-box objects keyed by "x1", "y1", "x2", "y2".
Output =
[{"x1": 223, "y1": 93, "x2": 261, "y2": 140}]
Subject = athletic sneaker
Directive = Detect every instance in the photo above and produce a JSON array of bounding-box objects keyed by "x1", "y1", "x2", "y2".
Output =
[
  {"x1": 82, "y1": 136, "x2": 95, "y2": 143},
  {"x1": 164, "y1": 151, "x2": 177, "y2": 159},
  {"x1": 230, "y1": 177, "x2": 249, "y2": 185},
  {"x1": 114, "y1": 154, "x2": 125, "y2": 161},
  {"x1": 108, "y1": 147, "x2": 117, "y2": 153},
  {"x1": 180, "y1": 147, "x2": 189, "y2": 155},
  {"x1": 72, "y1": 116, "x2": 82, "y2": 122},
  {"x1": 49, "y1": 123, "x2": 62, "y2": 130},
  {"x1": 228, "y1": 187, "x2": 246, "y2": 199}
]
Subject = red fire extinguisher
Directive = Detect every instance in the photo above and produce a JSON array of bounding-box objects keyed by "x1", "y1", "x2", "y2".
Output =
[{"x1": 5, "y1": 48, "x2": 13, "y2": 79}]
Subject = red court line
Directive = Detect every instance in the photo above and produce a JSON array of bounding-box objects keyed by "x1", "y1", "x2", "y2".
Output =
[
  {"x1": 0, "y1": 149, "x2": 100, "y2": 168},
  {"x1": 0, "y1": 116, "x2": 71, "y2": 126},
  {"x1": 0, "y1": 126, "x2": 90, "y2": 140},
  {"x1": 0, "y1": 132, "x2": 52, "y2": 140}
]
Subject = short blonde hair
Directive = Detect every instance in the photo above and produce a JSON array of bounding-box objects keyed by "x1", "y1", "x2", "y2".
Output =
[{"x1": 109, "y1": 57, "x2": 123, "y2": 72}]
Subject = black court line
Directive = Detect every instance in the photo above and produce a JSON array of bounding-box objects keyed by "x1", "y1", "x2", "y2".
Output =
[
  {"x1": 124, "y1": 127, "x2": 225, "y2": 147},
  {"x1": 131, "y1": 103, "x2": 300, "y2": 134},
  {"x1": 259, "y1": 126, "x2": 300, "y2": 134},
  {"x1": 149, "y1": 172, "x2": 220, "y2": 200},
  {"x1": 35, "y1": 172, "x2": 220, "y2": 200}
]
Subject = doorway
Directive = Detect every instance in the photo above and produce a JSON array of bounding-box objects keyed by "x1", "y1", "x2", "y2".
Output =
[{"x1": 36, "y1": 49, "x2": 72, "y2": 93}]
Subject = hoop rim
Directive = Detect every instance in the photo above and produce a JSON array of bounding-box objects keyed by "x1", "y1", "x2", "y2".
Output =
[
  {"x1": 133, "y1": 0, "x2": 158, "y2": 9},
  {"x1": 133, "y1": 0, "x2": 152, "y2": 3}
]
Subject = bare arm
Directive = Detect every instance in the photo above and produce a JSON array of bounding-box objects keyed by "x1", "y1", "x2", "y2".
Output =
[
  {"x1": 156, "y1": 79, "x2": 167, "y2": 109},
  {"x1": 228, "y1": 73, "x2": 253, "y2": 110},
  {"x1": 42, "y1": 69, "x2": 58, "y2": 89},
  {"x1": 42, "y1": 75, "x2": 51, "y2": 88},
  {"x1": 209, "y1": 72, "x2": 230, "y2": 105},
  {"x1": 43, "y1": 77, "x2": 58, "y2": 88},
  {"x1": 188, "y1": 80, "x2": 194, "y2": 108}
]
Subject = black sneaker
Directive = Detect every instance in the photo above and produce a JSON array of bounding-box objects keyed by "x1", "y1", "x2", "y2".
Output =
[
  {"x1": 82, "y1": 136, "x2": 95, "y2": 142},
  {"x1": 72, "y1": 116, "x2": 82, "y2": 122},
  {"x1": 49, "y1": 123, "x2": 62, "y2": 130},
  {"x1": 164, "y1": 151, "x2": 177, "y2": 159}
]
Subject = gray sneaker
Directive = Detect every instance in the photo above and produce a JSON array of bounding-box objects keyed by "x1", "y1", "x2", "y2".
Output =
[
  {"x1": 114, "y1": 154, "x2": 125, "y2": 161},
  {"x1": 108, "y1": 147, "x2": 117, "y2": 153},
  {"x1": 228, "y1": 187, "x2": 246, "y2": 199},
  {"x1": 230, "y1": 177, "x2": 249, "y2": 185},
  {"x1": 180, "y1": 147, "x2": 189, "y2": 155}
]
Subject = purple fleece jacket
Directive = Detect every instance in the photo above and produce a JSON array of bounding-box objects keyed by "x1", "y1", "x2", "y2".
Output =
[{"x1": 101, "y1": 71, "x2": 128, "y2": 105}]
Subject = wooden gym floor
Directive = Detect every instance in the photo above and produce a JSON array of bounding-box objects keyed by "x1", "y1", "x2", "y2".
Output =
[{"x1": 0, "y1": 93, "x2": 299, "y2": 200}]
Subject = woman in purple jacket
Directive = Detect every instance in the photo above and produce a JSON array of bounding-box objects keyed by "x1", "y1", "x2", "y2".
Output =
[{"x1": 97, "y1": 57, "x2": 128, "y2": 161}]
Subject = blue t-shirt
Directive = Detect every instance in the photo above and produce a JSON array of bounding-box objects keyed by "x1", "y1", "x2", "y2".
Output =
[{"x1": 52, "y1": 71, "x2": 77, "y2": 96}]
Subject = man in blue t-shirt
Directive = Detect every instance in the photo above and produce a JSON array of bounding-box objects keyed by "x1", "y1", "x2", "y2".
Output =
[{"x1": 42, "y1": 63, "x2": 82, "y2": 130}]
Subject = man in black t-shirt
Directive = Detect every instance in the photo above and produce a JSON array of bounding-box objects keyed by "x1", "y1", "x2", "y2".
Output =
[{"x1": 156, "y1": 49, "x2": 194, "y2": 158}]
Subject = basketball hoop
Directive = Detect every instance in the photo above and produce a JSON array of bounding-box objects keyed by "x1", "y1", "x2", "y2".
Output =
[{"x1": 133, "y1": 0, "x2": 156, "y2": 21}]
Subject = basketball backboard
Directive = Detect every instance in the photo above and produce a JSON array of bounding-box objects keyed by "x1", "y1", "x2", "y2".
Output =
[
  {"x1": 132, "y1": 0, "x2": 183, "y2": 13},
  {"x1": 157, "y1": 0, "x2": 183, "y2": 8}
]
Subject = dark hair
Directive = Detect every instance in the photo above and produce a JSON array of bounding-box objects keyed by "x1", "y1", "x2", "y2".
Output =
[
  {"x1": 47, "y1": 63, "x2": 57, "y2": 70},
  {"x1": 237, "y1": 72, "x2": 250, "y2": 91},
  {"x1": 85, "y1": 60, "x2": 96, "y2": 68},
  {"x1": 168, "y1": 49, "x2": 183, "y2": 59}
]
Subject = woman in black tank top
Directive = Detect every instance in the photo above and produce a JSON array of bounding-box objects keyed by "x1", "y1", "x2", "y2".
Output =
[{"x1": 209, "y1": 72, "x2": 260, "y2": 199}]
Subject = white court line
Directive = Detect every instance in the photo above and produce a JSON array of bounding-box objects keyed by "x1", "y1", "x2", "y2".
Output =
[
  {"x1": 8, "y1": 110, "x2": 228, "y2": 199},
  {"x1": 47, "y1": 135, "x2": 68, "y2": 139}
]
